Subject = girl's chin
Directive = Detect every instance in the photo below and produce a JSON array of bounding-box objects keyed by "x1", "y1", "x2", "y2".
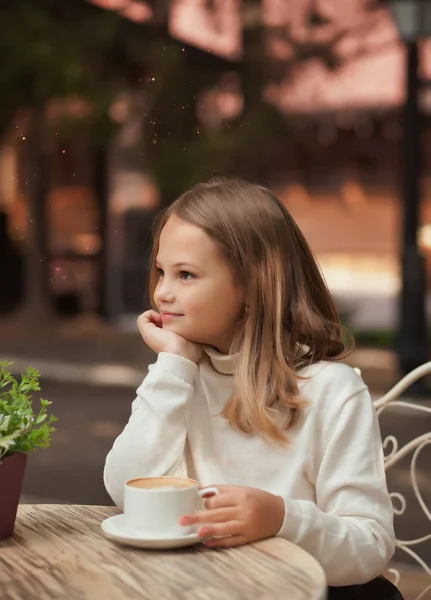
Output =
[
  {"x1": 163, "y1": 324, "x2": 204, "y2": 344},
  {"x1": 163, "y1": 323, "x2": 190, "y2": 337},
  {"x1": 162, "y1": 323, "x2": 180, "y2": 332}
]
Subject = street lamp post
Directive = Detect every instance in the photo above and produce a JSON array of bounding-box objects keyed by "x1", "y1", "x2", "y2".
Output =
[{"x1": 389, "y1": 0, "x2": 431, "y2": 391}]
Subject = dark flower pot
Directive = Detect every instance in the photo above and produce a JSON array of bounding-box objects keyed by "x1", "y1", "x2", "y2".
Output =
[{"x1": 0, "y1": 452, "x2": 27, "y2": 541}]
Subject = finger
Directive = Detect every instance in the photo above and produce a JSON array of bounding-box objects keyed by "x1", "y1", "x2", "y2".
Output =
[
  {"x1": 147, "y1": 310, "x2": 163, "y2": 327},
  {"x1": 137, "y1": 312, "x2": 151, "y2": 333},
  {"x1": 137, "y1": 311, "x2": 161, "y2": 333},
  {"x1": 138, "y1": 310, "x2": 154, "y2": 322},
  {"x1": 198, "y1": 520, "x2": 243, "y2": 539},
  {"x1": 140, "y1": 310, "x2": 162, "y2": 325},
  {"x1": 205, "y1": 534, "x2": 248, "y2": 549},
  {"x1": 198, "y1": 485, "x2": 239, "y2": 505},
  {"x1": 204, "y1": 493, "x2": 239, "y2": 510},
  {"x1": 151, "y1": 311, "x2": 163, "y2": 326},
  {"x1": 180, "y1": 508, "x2": 237, "y2": 526},
  {"x1": 137, "y1": 318, "x2": 152, "y2": 340}
]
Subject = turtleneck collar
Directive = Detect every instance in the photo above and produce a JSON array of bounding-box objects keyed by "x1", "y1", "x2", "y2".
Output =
[
  {"x1": 203, "y1": 345, "x2": 236, "y2": 375},
  {"x1": 202, "y1": 343, "x2": 309, "y2": 376}
]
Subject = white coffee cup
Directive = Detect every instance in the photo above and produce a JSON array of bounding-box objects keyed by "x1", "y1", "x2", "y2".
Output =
[{"x1": 123, "y1": 476, "x2": 219, "y2": 537}]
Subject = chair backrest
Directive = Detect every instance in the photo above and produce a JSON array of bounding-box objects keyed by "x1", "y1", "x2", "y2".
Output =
[{"x1": 356, "y1": 362, "x2": 431, "y2": 600}]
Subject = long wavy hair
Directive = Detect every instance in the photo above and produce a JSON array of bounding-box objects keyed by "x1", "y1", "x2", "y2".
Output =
[{"x1": 149, "y1": 178, "x2": 353, "y2": 444}]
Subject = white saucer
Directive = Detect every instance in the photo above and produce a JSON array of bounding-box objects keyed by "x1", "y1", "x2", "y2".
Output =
[{"x1": 101, "y1": 514, "x2": 203, "y2": 549}]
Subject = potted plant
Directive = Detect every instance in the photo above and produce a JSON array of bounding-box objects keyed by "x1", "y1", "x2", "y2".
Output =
[{"x1": 0, "y1": 360, "x2": 56, "y2": 541}]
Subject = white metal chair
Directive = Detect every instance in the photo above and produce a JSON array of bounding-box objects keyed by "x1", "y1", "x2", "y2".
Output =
[{"x1": 356, "y1": 362, "x2": 431, "y2": 600}]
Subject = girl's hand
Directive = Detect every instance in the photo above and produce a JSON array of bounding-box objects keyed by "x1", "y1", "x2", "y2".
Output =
[
  {"x1": 137, "y1": 310, "x2": 203, "y2": 364},
  {"x1": 179, "y1": 485, "x2": 286, "y2": 548}
]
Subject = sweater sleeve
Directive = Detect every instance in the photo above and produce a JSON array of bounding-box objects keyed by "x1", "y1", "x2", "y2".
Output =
[
  {"x1": 103, "y1": 352, "x2": 198, "y2": 509},
  {"x1": 277, "y1": 387, "x2": 395, "y2": 587}
]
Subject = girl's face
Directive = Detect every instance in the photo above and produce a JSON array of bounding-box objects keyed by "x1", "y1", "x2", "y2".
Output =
[{"x1": 154, "y1": 215, "x2": 245, "y2": 354}]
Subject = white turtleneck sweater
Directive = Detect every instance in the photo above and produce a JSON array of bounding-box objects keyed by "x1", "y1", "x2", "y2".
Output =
[{"x1": 104, "y1": 348, "x2": 395, "y2": 587}]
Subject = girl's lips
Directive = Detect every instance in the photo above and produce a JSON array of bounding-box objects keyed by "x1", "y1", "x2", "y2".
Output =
[{"x1": 161, "y1": 312, "x2": 184, "y2": 321}]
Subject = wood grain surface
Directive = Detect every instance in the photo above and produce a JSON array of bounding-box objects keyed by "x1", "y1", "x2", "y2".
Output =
[{"x1": 1, "y1": 505, "x2": 327, "y2": 600}]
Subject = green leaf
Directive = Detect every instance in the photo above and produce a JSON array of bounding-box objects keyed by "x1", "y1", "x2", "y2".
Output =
[
  {"x1": 0, "y1": 362, "x2": 56, "y2": 459},
  {"x1": 34, "y1": 414, "x2": 47, "y2": 424}
]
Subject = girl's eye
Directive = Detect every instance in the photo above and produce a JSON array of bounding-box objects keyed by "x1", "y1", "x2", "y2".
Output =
[{"x1": 180, "y1": 271, "x2": 194, "y2": 280}]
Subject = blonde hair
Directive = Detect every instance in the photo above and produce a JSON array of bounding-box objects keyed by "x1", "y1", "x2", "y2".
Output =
[{"x1": 149, "y1": 178, "x2": 352, "y2": 445}]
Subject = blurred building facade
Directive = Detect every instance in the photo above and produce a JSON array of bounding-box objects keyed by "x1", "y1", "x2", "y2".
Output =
[{"x1": 1, "y1": 0, "x2": 431, "y2": 329}]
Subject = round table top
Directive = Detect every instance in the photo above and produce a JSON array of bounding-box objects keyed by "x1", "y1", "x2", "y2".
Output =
[{"x1": 1, "y1": 505, "x2": 327, "y2": 600}]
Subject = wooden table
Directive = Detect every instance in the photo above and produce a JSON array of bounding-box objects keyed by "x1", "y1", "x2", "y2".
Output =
[{"x1": 1, "y1": 505, "x2": 327, "y2": 600}]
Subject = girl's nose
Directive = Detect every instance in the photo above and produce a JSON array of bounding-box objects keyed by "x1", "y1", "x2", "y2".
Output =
[{"x1": 155, "y1": 282, "x2": 175, "y2": 304}]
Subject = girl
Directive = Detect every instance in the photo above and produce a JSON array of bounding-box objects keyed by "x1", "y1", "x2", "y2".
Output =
[{"x1": 104, "y1": 177, "x2": 395, "y2": 588}]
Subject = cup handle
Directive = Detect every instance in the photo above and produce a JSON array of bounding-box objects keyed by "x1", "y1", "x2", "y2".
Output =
[{"x1": 198, "y1": 486, "x2": 220, "y2": 499}]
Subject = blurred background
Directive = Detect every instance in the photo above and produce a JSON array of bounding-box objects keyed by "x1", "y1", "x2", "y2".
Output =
[{"x1": 1, "y1": 1, "x2": 431, "y2": 594}]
